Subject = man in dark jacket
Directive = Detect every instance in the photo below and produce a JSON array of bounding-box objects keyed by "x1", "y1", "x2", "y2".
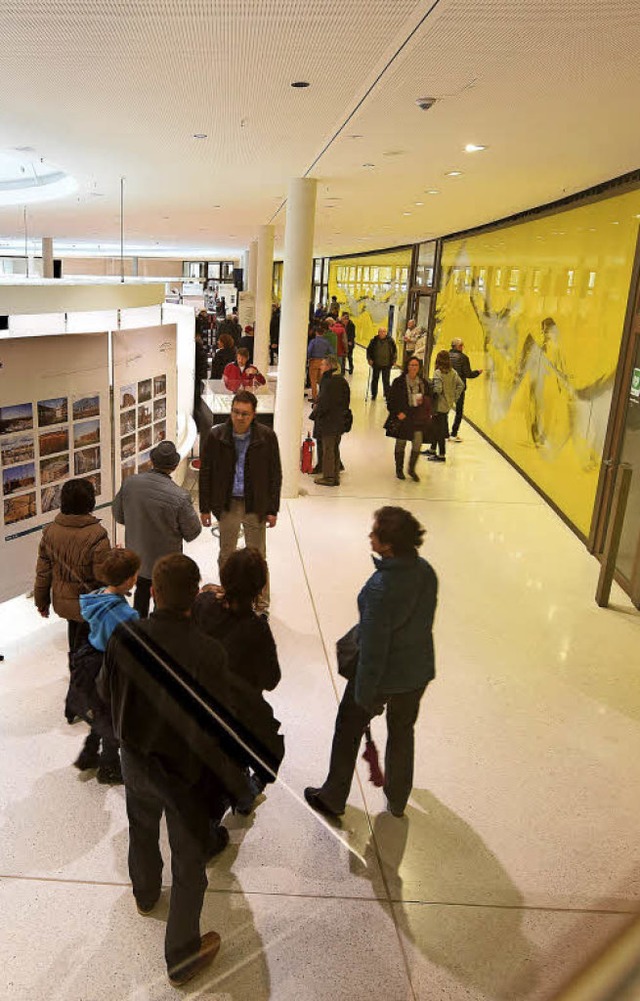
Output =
[
  {"x1": 366, "y1": 327, "x2": 397, "y2": 400},
  {"x1": 199, "y1": 390, "x2": 282, "y2": 616},
  {"x1": 97, "y1": 555, "x2": 237, "y2": 986},
  {"x1": 217, "y1": 312, "x2": 241, "y2": 345},
  {"x1": 113, "y1": 441, "x2": 201, "y2": 617},
  {"x1": 305, "y1": 506, "x2": 438, "y2": 820},
  {"x1": 341, "y1": 311, "x2": 356, "y2": 374},
  {"x1": 449, "y1": 338, "x2": 483, "y2": 441},
  {"x1": 311, "y1": 356, "x2": 350, "y2": 487}
]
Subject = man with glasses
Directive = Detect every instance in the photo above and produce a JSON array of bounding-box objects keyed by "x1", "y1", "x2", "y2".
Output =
[{"x1": 199, "y1": 391, "x2": 282, "y2": 617}]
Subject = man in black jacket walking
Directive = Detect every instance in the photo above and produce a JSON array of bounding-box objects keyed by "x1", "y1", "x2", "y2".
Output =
[
  {"x1": 449, "y1": 338, "x2": 483, "y2": 441},
  {"x1": 312, "y1": 356, "x2": 350, "y2": 487},
  {"x1": 366, "y1": 328, "x2": 397, "y2": 401},
  {"x1": 198, "y1": 390, "x2": 282, "y2": 615}
]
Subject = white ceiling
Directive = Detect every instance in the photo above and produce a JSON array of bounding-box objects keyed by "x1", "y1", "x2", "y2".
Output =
[{"x1": 0, "y1": 0, "x2": 638, "y2": 259}]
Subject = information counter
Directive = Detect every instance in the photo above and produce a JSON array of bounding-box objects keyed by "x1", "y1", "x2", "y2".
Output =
[{"x1": 200, "y1": 380, "x2": 275, "y2": 429}]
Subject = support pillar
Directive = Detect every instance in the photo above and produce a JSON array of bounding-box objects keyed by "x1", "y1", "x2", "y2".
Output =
[
  {"x1": 248, "y1": 239, "x2": 258, "y2": 294},
  {"x1": 274, "y1": 177, "x2": 317, "y2": 498},
  {"x1": 42, "y1": 237, "x2": 54, "y2": 279},
  {"x1": 254, "y1": 225, "x2": 274, "y2": 377}
]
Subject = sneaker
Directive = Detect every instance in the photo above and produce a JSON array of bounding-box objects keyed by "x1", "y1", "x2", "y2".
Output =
[
  {"x1": 207, "y1": 825, "x2": 230, "y2": 859},
  {"x1": 74, "y1": 744, "x2": 101, "y2": 771},
  {"x1": 452, "y1": 435, "x2": 463, "y2": 443},
  {"x1": 168, "y1": 931, "x2": 222, "y2": 987},
  {"x1": 304, "y1": 787, "x2": 343, "y2": 818},
  {"x1": 96, "y1": 761, "x2": 123, "y2": 785}
]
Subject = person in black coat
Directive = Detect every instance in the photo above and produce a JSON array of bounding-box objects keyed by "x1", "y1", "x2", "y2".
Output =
[
  {"x1": 269, "y1": 304, "x2": 281, "y2": 365},
  {"x1": 449, "y1": 338, "x2": 483, "y2": 441},
  {"x1": 193, "y1": 547, "x2": 281, "y2": 814},
  {"x1": 218, "y1": 314, "x2": 242, "y2": 345},
  {"x1": 238, "y1": 324, "x2": 255, "y2": 363},
  {"x1": 194, "y1": 334, "x2": 209, "y2": 419},
  {"x1": 311, "y1": 355, "x2": 350, "y2": 487},
  {"x1": 385, "y1": 357, "x2": 432, "y2": 482},
  {"x1": 210, "y1": 333, "x2": 237, "y2": 380},
  {"x1": 341, "y1": 311, "x2": 356, "y2": 375}
]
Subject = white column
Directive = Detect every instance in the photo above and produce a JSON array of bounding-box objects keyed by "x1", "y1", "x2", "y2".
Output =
[
  {"x1": 247, "y1": 239, "x2": 258, "y2": 294},
  {"x1": 274, "y1": 177, "x2": 317, "y2": 498},
  {"x1": 241, "y1": 250, "x2": 249, "y2": 289},
  {"x1": 254, "y1": 225, "x2": 274, "y2": 376},
  {"x1": 41, "y1": 237, "x2": 54, "y2": 278}
]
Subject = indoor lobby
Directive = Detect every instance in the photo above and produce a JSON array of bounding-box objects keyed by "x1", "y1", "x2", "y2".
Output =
[{"x1": 2, "y1": 1, "x2": 640, "y2": 999}]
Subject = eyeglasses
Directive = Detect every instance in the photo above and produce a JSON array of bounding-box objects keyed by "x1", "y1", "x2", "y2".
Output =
[{"x1": 231, "y1": 409, "x2": 253, "y2": 418}]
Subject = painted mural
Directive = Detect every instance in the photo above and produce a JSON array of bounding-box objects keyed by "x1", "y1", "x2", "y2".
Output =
[
  {"x1": 435, "y1": 188, "x2": 640, "y2": 536},
  {"x1": 328, "y1": 248, "x2": 412, "y2": 351}
]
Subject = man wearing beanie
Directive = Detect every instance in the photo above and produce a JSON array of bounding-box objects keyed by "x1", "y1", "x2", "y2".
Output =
[{"x1": 113, "y1": 441, "x2": 202, "y2": 617}]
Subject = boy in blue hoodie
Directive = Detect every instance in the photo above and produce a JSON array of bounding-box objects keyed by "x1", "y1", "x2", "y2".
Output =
[{"x1": 73, "y1": 548, "x2": 140, "y2": 783}]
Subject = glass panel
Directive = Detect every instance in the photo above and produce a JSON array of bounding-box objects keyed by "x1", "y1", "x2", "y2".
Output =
[
  {"x1": 313, "y1": 259, "x2": 322, "y2": 282},
  {"x1": 616, "y1": 334, "x2": 640, "y2": 580},
  {"x1": 207, "y1": 262, "x2": 220, "y2": 280}
]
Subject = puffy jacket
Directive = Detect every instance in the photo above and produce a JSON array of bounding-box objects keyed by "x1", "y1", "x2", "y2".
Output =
[
  {"x1": 199, "y1": 419, "x2": 282, "y2": 520},
  {"x1": 449, "y1": 348, "x2": 481, "y2": 387},
  {"x1": 332, "y1": 322, "x2": 348, "y2": 357},
  {"x1": 113, "y1": 470, "x2": 202, "y2": 578},
  {"x1": 34, "y1": 513, "x2": 110, "y2": 621},
  {"x1": 367, "y1": 334, "x2": 397, "y2": 368},
  {"x1": 222, "y1": 363, "x2": 266, "y2": 393},
  {"x1": 356, "y1": 554, "x2": 438, "y2": 709},
  {"x1": 312, "y1": 369, "x2": 351, "y2": 437},
  {"x1": 432, "y1": 368, "x2": 464, "y2": 413}
]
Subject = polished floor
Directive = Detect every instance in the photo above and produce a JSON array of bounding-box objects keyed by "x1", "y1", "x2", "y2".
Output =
[{"x1": 1, "y1": 358, "x2": 639, "y2": 1000}]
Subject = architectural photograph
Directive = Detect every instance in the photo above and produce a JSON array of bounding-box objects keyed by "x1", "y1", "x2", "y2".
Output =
[
  {"x1": 38, "y1": 427, "x2": 69, "y2": 457},
  {"x1": 37, "y1": 397, "x2": 68, "y2": 428},
  {"x1": 1, "y1": 435, "x2": 35, "y2": 467},
  {"x1": 72, "y1": 419, "x2": 100, "y2": 449},
  {"x1": 0, "y1": 403, "x2": 33, "y2": 436},
  {"x1": 2, "y1": 461, "x2": 36, "y2": 496},
  {"x1": 73, "y1": 445, "x2": 100, "y2": 475},
  {"x1": 39, "y1": 454, "x2": 69, "y2": 485},
  {"x1": 72, "y1": 394, "x2": 100, "y2": 420},
  {"x1": 3, "y1": 491, "x2": 36, "y2": 526}
]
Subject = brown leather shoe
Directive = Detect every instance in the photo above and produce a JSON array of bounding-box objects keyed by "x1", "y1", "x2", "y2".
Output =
[{"x1": 168, "y1": 931, "x2": 221, "y2": 987}]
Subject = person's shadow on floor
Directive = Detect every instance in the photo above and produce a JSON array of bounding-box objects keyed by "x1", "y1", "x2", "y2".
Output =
[{"x1": 348, "y1": 789, "x2": 540, "y2": 1000}]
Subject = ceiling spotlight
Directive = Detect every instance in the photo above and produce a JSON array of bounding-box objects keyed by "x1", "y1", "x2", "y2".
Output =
[
  {"x1": 193, "y1": 133, "x2": 208, "y2": 139},
  {"x1": 362, "y1": 163, "x2": 375, "y2": 169},
  {"x1": 403, "y1": 212, "x2": 412, "y2": 216},
  {"x1": 445, "y1": 170, "x2": 463, "y2": 177},
  {"x1": 346, "y1": 134, "x2": 364, "y2": 139},
  {"x1": 415, "y1": 97, "x2": 436, "y2": 111},
  {"x1": 415, "y1": 201, "x2": 424, "y2": 206},
  {"x1": 291, "y1": 80, "x2": 310, "y2": 88},
  {"x1": 465, "y1": 143, "x2": 487, "y2": 153},
  {"x1": 426, "y1": 189, "x2": 439, "y2": 195}
]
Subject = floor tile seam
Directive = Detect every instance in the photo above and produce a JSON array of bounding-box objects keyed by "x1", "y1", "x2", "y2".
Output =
[
  {"x1": 300, "y1": 492, "x2": 543, "y2": 506},
  {"x1": 387, "y1": 898, "x2": 640, "y2": 916}
]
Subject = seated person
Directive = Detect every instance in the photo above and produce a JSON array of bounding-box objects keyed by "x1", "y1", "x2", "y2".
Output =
[{"x1": 223, "y1": 347, "x2": 266, "y2": 393}]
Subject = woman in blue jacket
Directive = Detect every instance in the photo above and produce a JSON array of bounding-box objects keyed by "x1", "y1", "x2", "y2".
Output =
[{"x1": 305, "y1": 506, "x2": 438, "y2": 818}]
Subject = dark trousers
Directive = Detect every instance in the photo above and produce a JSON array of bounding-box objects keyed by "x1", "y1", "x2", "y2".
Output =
[
  {"x1": 134, "y1": 576, "x2": 152, "y2": 618},
  {"x1": 347, "y1": 345, "x2": 354, "y2": 374},
  {"x1": 451, "y1": 391, "x2": 466, "y2": 437},
  {"x1": 321, "y1": 433, "x2": 342, "y2": 484},
  {"x1": 433, "y1": 413, "x2": 449, "y2": 456},
  {"x1": 121, "y1": 748, "x2": 210, "y2": 970},
  {"x1": 371, "y1": 365, "x2": 391, "y2": 400},
  {"x1": 318, "y1": 679, "x2": 426, "y2": 814},
  {"x1": 65, "y1": 620, "x2": 90, "y2": 721}
]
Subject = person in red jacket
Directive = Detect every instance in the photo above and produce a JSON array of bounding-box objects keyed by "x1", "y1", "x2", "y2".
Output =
[
  {"x1": 222, "y1": 347, "x2": 266, "y2": 393},
  {"x1": 332, "y1": 321, "x2": 349, "y2": 375}
]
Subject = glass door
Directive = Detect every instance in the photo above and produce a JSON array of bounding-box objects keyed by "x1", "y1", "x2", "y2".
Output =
[{"x1": 615, "y1": 330, "x2": 640, "y2": 602}]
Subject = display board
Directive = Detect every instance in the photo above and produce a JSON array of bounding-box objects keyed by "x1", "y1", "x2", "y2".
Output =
[
  {"x1": 0, "y1": 333, "x2": 112, "y2": 602},
  {"x1": 112, "y1": 324, "x2": 177, "y2": 492}
]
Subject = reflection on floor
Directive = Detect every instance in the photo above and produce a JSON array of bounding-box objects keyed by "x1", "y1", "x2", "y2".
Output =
[{"x1": 1, "y1": 359, "x2": 639, "y2": 1000}]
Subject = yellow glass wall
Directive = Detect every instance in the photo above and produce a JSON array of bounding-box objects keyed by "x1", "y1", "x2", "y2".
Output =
[
  {"x1": 328, "y1": 248, "x2": 412, "y2": 351},
  {"x1": 435, "y1": 188, "x2": 640, "y2": 536}
]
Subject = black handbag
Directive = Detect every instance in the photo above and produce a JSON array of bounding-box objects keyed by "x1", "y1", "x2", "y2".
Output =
[
  {"x1": 336, "y1": 624, "x2": 360, "y2": 679},
  {"x1": 343, "y1": 407, "x2": 354, "y2": 433}
]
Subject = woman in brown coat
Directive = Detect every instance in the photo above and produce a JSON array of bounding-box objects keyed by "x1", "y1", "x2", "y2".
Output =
[{"x1": 34, "y1": 478, "x2": 110, "y2": 720}]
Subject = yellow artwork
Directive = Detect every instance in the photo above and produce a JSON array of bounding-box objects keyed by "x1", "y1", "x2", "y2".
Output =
[
  {"x1": 328, "y1": 249, "x2": 412, "y2": 350},
  {"x1": 436, "y1": 189, "x2": 640, "y2": 536}
]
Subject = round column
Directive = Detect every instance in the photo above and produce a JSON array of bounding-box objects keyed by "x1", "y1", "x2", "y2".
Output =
[
  {"x1": 254, "y1": 225, "x2": 274, "y2": 377},
  {"x1": 274, "y1": 177, "x2": 317, "y2": 498},
  {"x1": 41, "y1": 237, "x2": 54, "y2": 279},
  {"x1": 247, "y1": 239, "x2": 258, "y2": 294}
]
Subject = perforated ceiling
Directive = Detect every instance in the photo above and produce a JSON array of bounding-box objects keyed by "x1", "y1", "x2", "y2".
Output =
[{"x1": 0, "y1": 0, "x2": 638, "y2": 257}]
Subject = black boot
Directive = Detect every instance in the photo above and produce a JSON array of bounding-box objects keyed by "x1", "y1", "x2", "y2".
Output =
[
  {"x1": 395, "y1": 453, "x2": 406, "y2": 480},
  {"x1": 408, "y1": 452, "x2": 420, "y2": 482}
]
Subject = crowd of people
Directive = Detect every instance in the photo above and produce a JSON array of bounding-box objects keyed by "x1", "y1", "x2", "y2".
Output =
[{"x1": 28, "y1": 289, "x2": 485, "y2": 987}]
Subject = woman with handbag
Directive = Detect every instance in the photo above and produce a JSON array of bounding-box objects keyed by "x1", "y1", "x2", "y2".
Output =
[
  {"x1": 305, "y1": 506, "x2": 438, "y2": 819},
  {"x1": 384, "y1": 356, "x2": 433, "y2": 482},
  {"x1": 427, "y1": 349, "x2": 464, "y2": 462}
]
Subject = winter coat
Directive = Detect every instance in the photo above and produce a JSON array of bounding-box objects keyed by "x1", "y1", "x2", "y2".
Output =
[
  {"x1": 355, "y1": 555, "x2": 438, "y2": 710},
  {"x1": 97, "y1": 610, "x2": 284, "y2": 801},
  {"x1": 312, "y1": 369, "x2": 351, "y2": 438},
  {"x1": 192, "y1": 591, "x2": 281, "y2": 693},
  {"x1": 113, "y1": 470, "x2": 202, "y2": 579},
  {"x1": 449, "y1": 348, "x2": 481, "y2": 387},
  {"x1": 217, "y1": 317, "x2": 242, "y2": 344},
  {"x1": 222, "y1": 363, "x2": 266, "y2": 394},
  {"x1": 433, "y1": 368, "x2": 464, "y2": 413},
  {"x1": 332, "y1": 322, "x2": 348, "y2": 357},
  {"x1": 238, "y1": 334, "x2": 255, "y2": 363},
  {"x1": 199, "y1": 419, "x2": 282, "y2": 520},
  {"x1": 210, "y1": 346, "x2": 237, "y2": 379},
  {"x1": 384, "y1": 374, "x2": 432, "y2": 441},
  {"x1": 80, "y1": 588, "x2": 139, "y2": 652},
  {"x1": 367, "y1": 334, "x2": 397, "y2": 369},
  {"x1": 34, "y1": 514, "x2": 110, "y2": 621},
  {"x1": 195, "y1": 339, "x2": 209, "y2": 382},
  {"x1": 345, "y1": 319, "x2": 356, "y2": 348}
]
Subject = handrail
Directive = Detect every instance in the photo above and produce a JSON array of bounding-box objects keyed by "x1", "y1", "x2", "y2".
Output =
[{"x1": 554, "y1": 916, "x2": 640, "y2": 1000}]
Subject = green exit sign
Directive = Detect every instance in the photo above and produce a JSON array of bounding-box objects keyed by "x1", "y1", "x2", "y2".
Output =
[{"x1": 632, "y1": 367, "x2": 640, "y2": 399}]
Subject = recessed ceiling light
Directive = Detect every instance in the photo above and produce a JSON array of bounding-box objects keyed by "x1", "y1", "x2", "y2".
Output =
[
  {"x1": 291, "y1": 80, "x2": 310, "y2": 88},
  {"x1": 464, "y1": 143, "x2": 487, "y2": 153},
  {"x1": 363, "y1": 163, "x2": 375, "y2": 169},
  {"x1": 426, "y1": 189, "x2": 439, "y2": 195},
  {"x1": 346, "y1": 134, "x2": 363, "y2": 139},
  {"x1": 193, "y1": 133, "x2": 208, "y2": 139},
  {"x1": 403, "y1": 212, "x2": 412, "y2": 216},
  {"x1": 445, "y1": 170, "x2": 463, "y2": 177},
  {"x1": 415, "y1": 201, "x2": 424, "y2": 206}
]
